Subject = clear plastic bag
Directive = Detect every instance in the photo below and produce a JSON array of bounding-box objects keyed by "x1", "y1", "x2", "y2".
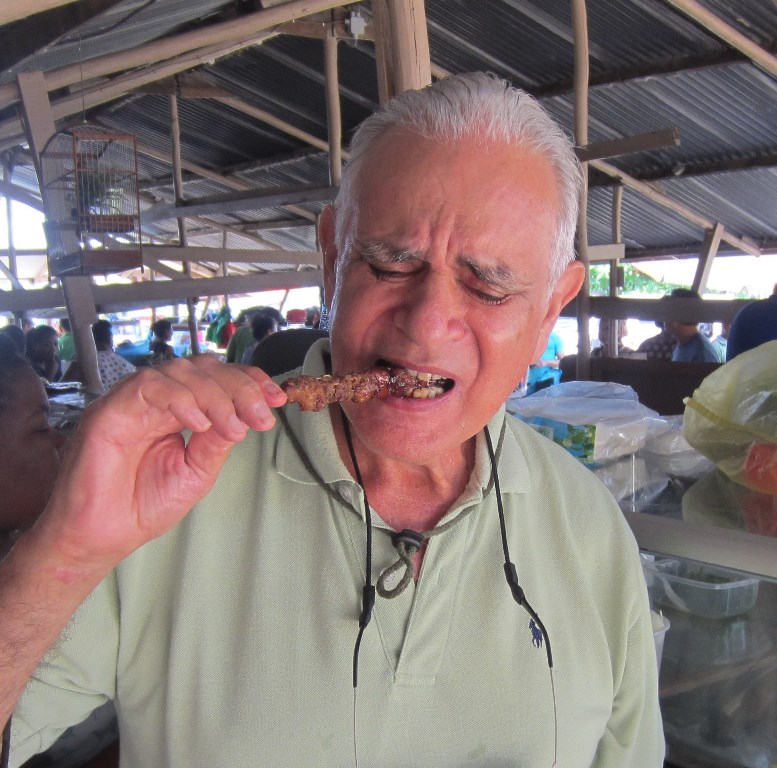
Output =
[
  {"x1": 507, "y1": 381, "x2": 669, "y2": 464},
  {"x1": 683, "y1": 340, "x2": 777, "y2": 494}
]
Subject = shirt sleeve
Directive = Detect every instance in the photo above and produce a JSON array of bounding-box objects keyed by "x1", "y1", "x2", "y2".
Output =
[{"x1": 10, "y1": 574, "x2": 119, "y2": 767}]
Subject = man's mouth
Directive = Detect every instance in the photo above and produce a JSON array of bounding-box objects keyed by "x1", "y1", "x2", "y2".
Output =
[{"x1": 377, "y1": 360, "x2": 455, "y2": 400}]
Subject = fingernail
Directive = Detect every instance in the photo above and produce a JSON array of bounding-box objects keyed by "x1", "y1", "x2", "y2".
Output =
[
  {"x1": 228, "y1": 414, "x2": 248, "y2": 435},
  {"x1": 263, "y1": 381, "x2": 285, "y2": 399},
  {"x1": 190, "y1": 410, "x2": 212, "y2": 431}
]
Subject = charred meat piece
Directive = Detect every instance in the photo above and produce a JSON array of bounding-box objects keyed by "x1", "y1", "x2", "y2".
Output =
[{"x1": 281, "y1": 366, "x2": 449, "y2": 411}]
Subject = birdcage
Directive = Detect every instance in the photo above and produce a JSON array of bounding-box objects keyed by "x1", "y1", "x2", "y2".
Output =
[{"x1": 40, "y1": 128, "x2": 143, "y2": 277}]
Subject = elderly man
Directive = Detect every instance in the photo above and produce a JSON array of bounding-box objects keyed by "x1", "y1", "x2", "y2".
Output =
[{"x1": 0, "y1": 74, "x2": 663, "y2": 767}]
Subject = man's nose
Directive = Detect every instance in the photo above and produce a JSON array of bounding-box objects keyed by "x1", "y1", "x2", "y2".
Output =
[{"x1": 393, "y1": 271, "x2": 467, "y2": 345}]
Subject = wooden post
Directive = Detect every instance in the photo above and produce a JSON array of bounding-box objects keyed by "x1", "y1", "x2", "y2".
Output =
[
  {"x1": 607, "y1": 183, "x2": 623, "y2": 355},
  {"x1": 16, "y1": 71, "x2": 103, "y2": 394},
  {"x1": 692, "y1": 222, "x2": 723, "y2": 295},
  {"x1": 169, "y1": 92, "x2": 200, "y2": 355},
  {"x1": 572, "y1": 0, "x2": 591, "y2": 379},
  {"x1": 371, "y1": 0, "x2": 431, "y2": 104},
  {"x1": 324, "y1": 22, "x2": 342, "y2": 186}
]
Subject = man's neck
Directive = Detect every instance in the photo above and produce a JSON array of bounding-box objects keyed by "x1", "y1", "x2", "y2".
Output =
[{"x1": 334, "y1": 415, "x2": 475, "y2": 533}]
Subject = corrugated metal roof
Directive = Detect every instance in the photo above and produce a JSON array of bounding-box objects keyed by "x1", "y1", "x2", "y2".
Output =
[{"x1": 1, "y1": 0, "x2": 776, "y2": 300}]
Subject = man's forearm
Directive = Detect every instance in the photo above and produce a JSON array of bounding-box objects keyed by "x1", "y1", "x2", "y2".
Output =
[{"x1": 0, "y1": 526, "x2": 111, "y2": 727}]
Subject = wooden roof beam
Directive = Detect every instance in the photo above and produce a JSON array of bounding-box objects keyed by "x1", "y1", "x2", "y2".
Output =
[
  {"x1": 590, "y1": 158, "x2": 762, "y2": 257},
  {"x1": 143, "y1": 246, "x2": 323, "y2": 267},
  {"x1": 140, "y1": 184, "x2": 337, "y2": 225},
  {"x1": 0, "y1": 0, "x2": 351, "y2": 110},
  {"x1": 663, "y1": 0, "x2": 777, "y2": 79},
  {"x1": 0, "y1": 270, "x2": 324, "y2": 314},
  {"x1": 0, "y1": 0, "x2": 77, "y2": 25}
]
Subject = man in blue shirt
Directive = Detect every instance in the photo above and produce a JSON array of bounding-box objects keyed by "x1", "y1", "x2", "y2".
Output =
[
  {"x1": 665, "y1": 289, "x2": 719, "y2": 363},
  {"x1": 526, "y1": 329, "x2": 563, "y2": 393},
  {"x1": 726, "y1": 285, "x2": 777, "y2": 361}
]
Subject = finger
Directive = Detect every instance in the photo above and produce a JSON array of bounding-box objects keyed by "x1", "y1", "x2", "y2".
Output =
[
  {"x1": 87, "y1": 367, "x2": 213, "y2": 441},
  {"x1": 183, "y1": 428, "x2": 236, "y2": 488},
  {"x1": 178, "y1": 355, "x2": 288, "y2": 429}
]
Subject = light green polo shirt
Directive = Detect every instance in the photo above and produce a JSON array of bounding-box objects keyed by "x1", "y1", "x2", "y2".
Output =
[{"x1": 13, "y1": 340, "x2": 663, "y2": 767}]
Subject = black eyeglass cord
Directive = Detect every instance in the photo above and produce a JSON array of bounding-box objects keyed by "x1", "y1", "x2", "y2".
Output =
[
  {"x1": 1, "y1": 716, "x2": 11, "y2": 768},
  {"x1": 341, "y1": 415, "x2": 374, "y2": 768},
  {"x1": 345, "y1": 416, "x2": 559, "y2": 768},
  {"x1": 484, "y1": 425, "x2": 559, "y2": 767}
]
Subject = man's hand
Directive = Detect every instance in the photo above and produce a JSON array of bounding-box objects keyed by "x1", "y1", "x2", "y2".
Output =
[{"x1": 34, "y1": 354, "x2": 287, "y2": 571}]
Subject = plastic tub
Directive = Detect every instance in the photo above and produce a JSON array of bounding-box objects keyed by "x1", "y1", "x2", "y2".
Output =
[{"x1": 644, "y1": 559, "x2": 759, "y2": 619}]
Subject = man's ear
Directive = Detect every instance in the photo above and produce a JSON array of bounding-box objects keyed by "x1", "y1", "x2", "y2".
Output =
[
  {"x1": 530, "y1": 260, "x2": 585, "y2": 360},
  {"x1": 319, "y1": 205, "x2": 338, "y2": 309}
]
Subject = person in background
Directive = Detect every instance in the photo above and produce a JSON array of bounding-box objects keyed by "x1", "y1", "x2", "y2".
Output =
[
  {"x1": 665, "y1": 289, "x2": 719, "y2": 363},
  {"x1": 711, "y1": 322, "x2": 731, "y2": 363},
  {"x1": 226, "y1": 307, "x2": 285, "y2": 363},
  {"x1": 92, "y1": 320, "x2": 137, "y2": 392},
  {"x1": 240, "y1": 313, "x2": 278, "y2": 364},
  {"x1": 0, "y1": 336, "x2": 117, "y2": 768},
  {"x1": 636, "y1": 321, "x2": 676, "y2": 360},
  {"x1": 149, "y1": 319, "x2": 177, "y2": 365},
  {"x1": 592, "y1": 318, "x2": 633, "y2": 358},
  {"x1": 1, "y1": 73, "x2": 663, "y2": 767},
  {"x1": 726, "y1": 283, "x2": 777, "y2": 361},
  {"x1": 57, "y1": 318, "x2": 76, "y2": 364},
  {"x1": 525, "y1": 327, "x2": 564, "y2": 393},
  {"x1": 25, "y1": 325, "x2": 62, "y2": 382},
  {"x1": 285, "y1": 308, "x2": 307, "y2": 327},
  {"x1": 0, "y1": 324, "x2": 26, "y2": 355},
  {"x1": 0, "y1": 337, "x2": 67, "y2": 559},
  {"x1": 305, "y1": 306, "x2": 322, "y2": 329}
]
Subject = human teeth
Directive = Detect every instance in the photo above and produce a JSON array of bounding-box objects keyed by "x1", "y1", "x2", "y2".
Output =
[
  {"x1": 417, "y1": 372, "x2": 433, "y2": 381},
  {"x1": 412, "y1": 389, "x2": 425, "y2": 398},
  {"x1": 406, "y1": 369, "x2": 417, "y2": 377}
]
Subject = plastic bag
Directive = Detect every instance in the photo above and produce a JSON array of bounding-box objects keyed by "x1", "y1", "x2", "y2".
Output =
[
  {"x1": 683, "y1": 340, "x2": 777, "y2": 494},
  {"x1": 507, "y1": 381, "x2": 669, "y2": 464}
]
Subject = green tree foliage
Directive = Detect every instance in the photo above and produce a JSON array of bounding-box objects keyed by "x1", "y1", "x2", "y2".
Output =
[{"x1": 589, "y1": 264, "x2": 685, "y2": 296}]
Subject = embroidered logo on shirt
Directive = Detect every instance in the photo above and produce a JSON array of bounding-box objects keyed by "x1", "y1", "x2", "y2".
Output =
[{"x1": 529, "y1": 618, "x2": 543, "y2": 649}]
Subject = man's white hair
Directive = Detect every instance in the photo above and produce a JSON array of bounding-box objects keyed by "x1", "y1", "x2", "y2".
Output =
[{"x1": 333, "y1": 72, "x2": 582, "y2": 286}]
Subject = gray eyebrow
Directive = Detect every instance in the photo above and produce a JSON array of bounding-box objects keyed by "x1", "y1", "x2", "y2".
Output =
[
  {"x1": 356, "y1": 240, "x2": 422, "y2": 263},
  {"x1": 458, "y1": 255, "x2": 521, "y2": 292},
  {"x1": 355, "y1": 240, "x2": 524, "y2": 293}
]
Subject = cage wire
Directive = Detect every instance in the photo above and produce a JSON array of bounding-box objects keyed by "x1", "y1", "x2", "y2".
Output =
[{"x1": 40, "y1": 126, "x2": 143, "y2": 277}]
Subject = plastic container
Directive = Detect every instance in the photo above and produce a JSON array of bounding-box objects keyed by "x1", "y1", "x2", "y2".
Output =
[
  {"x1": 643, "y1": 559, "x2": 759, "y2": 619},
  {"x1": 651, "y1": 610, "x2": 670, "y2": 673}
]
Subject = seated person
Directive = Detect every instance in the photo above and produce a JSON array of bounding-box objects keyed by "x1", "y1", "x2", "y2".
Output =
[
  {"x1": 0, "y1": 338, "x2": 67, "y2": 559},
  {"x1": 726, "y1": 283, "x2": 777, "y2": 361},
  {"x1": 592, "y1": 318, "x2": 633, "y2": 358},
  {"x1": 711, "y1": 322, "x2": 730, "y2": 363},
  {"x1": 525, "y1": 329, "x2": 563, "y2": 393},
  {"x1": 0, "y1": 325, "x2": 26, "y2": 355},
  {"x1": 92, "y1": 320, "x2": 137, "y2": 392},
  {"x1": 665, "y1": 289, "x2": 719, "y2": 363},
  {"x1": 149, "y1": 319, "x2": 177, "y2": 365},
  {"x1": 240, "y1": 314, "x2": 278, "y2": 364},
  {"x1": 636, "y1": 321, "x2": 675, "y2": 360},
  {"x1": 25, "y1": 325, "x2": 62, "y2": 382}
]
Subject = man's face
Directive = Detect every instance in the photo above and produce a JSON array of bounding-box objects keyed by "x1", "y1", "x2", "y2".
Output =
[{"x1": 322, "y1": 131, "x2": 583, "y2": 464}]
